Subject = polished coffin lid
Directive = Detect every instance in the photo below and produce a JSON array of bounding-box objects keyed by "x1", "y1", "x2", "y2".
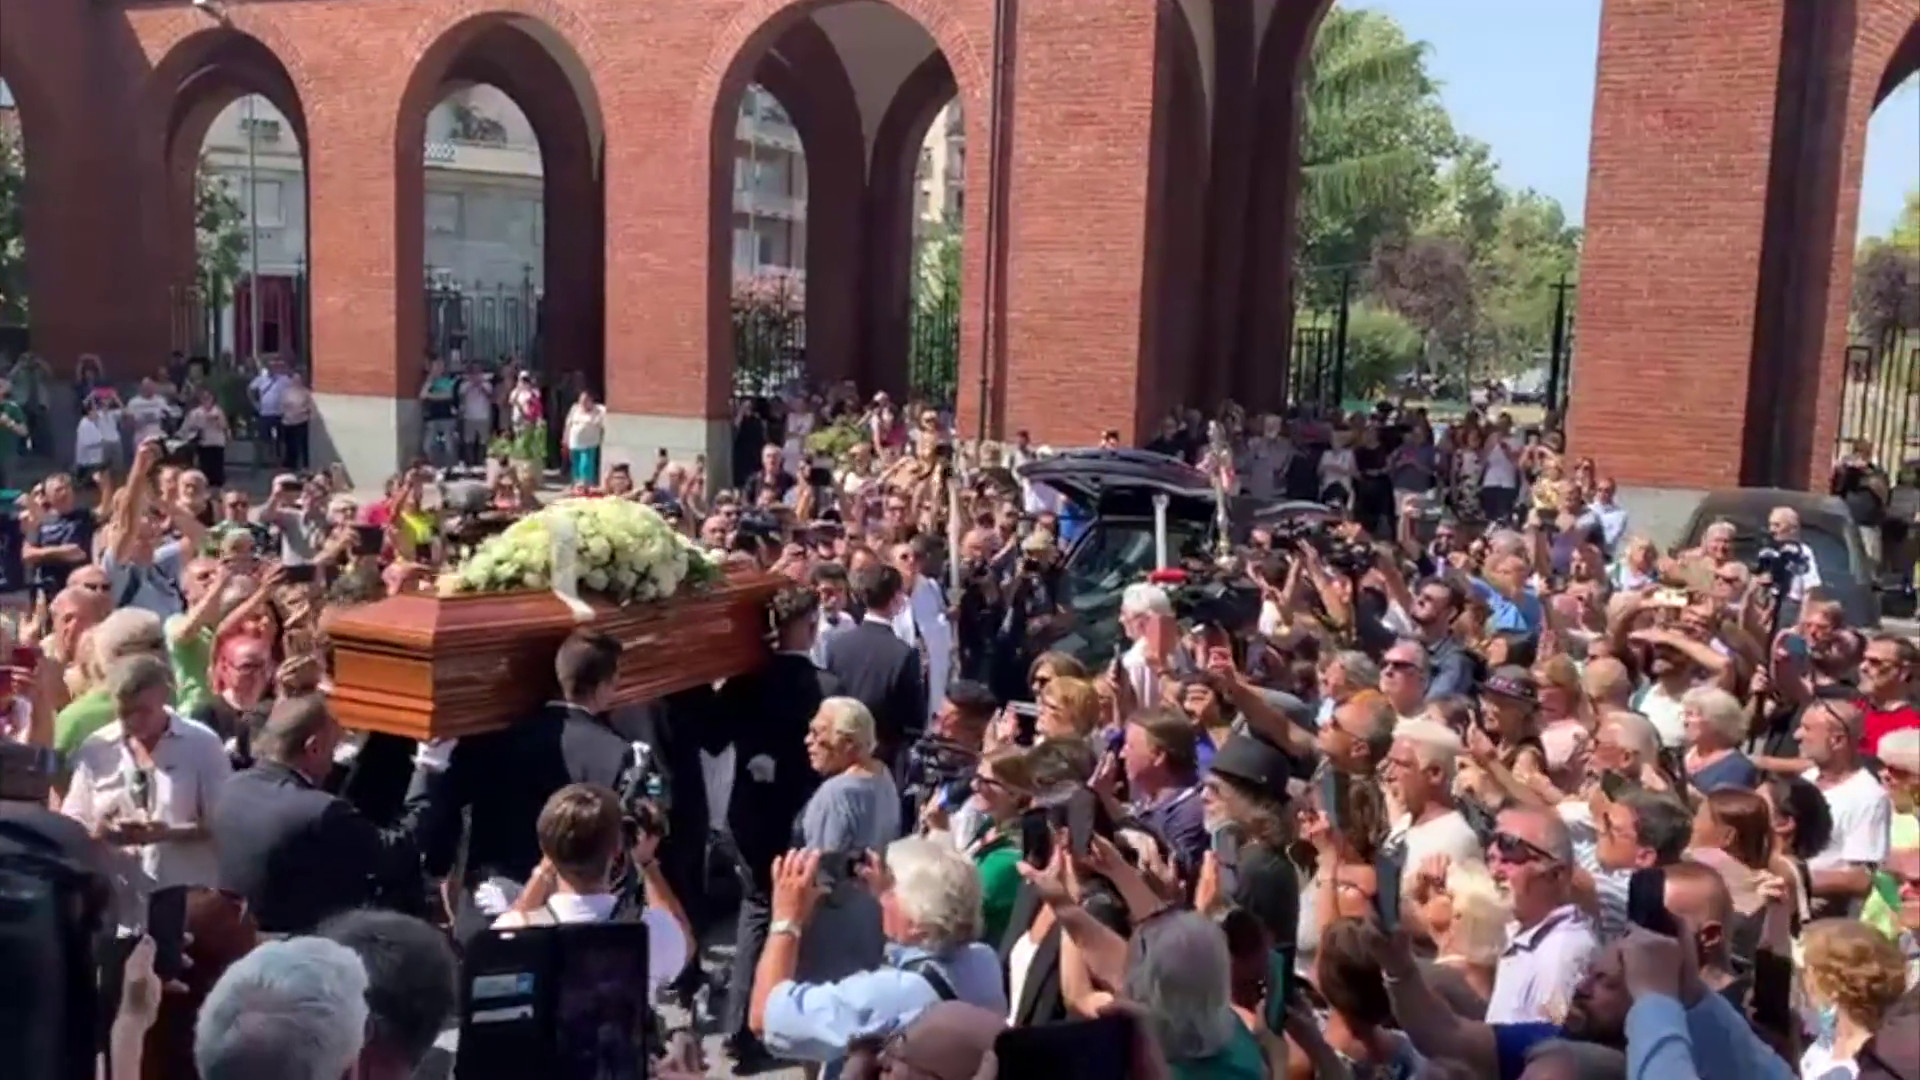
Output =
[{"x1": 323, "y1": 572, "x2": 783, "y2": 739}]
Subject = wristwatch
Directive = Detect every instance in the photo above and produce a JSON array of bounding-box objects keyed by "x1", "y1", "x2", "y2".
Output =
[{"x1": 769, "y1": 919, "x2": 804, "y2": 940}]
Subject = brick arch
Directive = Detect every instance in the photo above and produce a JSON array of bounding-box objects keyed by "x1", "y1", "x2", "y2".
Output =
[
  {"x1": 694, "y1": 0, "x2": 989, "y2": 416},
  {"x1": 133, "y1": 28, "x2": 310, "y2": 364},
  {"x1": 749, "y1": 19, "x2": 867, "y2": 389},
  {"x1": 0, "y1": 30, "x2": 71, "y2": 355},
  {"x1": 864, "y1": 52, "x2": 957, "y2": 400},
  {"x1": 391, "y1": 12, "x2": 606, "y2": 396}
]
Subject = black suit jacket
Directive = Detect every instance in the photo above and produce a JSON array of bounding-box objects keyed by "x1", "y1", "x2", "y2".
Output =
[
  {"x1": 214, "y1": 762, "x2": 394, "y2": 934},
  {"x1": 718, "y1": 653, "x2": 841, "y2": 888},
  {"x1": 821, "y1": 618, "x2": 925, "y2": 755},
  {"x1": 997, "y1": 882, "x2": 1134, "y2": 1027}
]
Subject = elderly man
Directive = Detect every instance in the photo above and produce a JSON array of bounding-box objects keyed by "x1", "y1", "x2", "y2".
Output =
[
  {"x1": 54, "y1": 606, "x2": 171, "y2": 754},
  {"x1": 1765, "y1": 505, "x2": 1824, "y2": 604},
  {"x1": 1385, "y1": 719, "x2": 1485, "y2": 868},
  {"x1": 1484, "y1": 804, "x2": 1598, "y2": 1024},
  {"x1": 1313, "y1": 648, "x2": 1381, "y2": 728},
  {"x1": 1799, "y1": 696, "x2": 1893, "y2": 917},
  {"x1": 195, "y1": 937, "x2": 369, "y2": 1080},
  {"x1": 1320, "y1": 690, "x2": 1395, "y2": 775},
  {"x1": 749, "y1": 836, "x2": 1007, "y2": 1071},
  {"x1": 21, "y1": 471, "x2": 95, "y2": 603},
  {"x1": 1120, "y1": 582, "x2": 1188, "y2": 709},
  {"x1": 62, "y1": 654, "x2": 229, "y2": 890}
]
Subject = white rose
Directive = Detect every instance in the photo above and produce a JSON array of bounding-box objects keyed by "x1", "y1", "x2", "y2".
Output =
[{"x1": 583, "y1": 569, "x2": 610, "y2": 591}]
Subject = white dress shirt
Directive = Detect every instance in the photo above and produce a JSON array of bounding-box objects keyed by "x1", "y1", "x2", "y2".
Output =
[
  {"x1": 893, "y1": 575, "x2": 951, "y2": 722},
  {"x1": 491, "y1": 890, "x2": 690, "y2": 992},
  {"x1": 62, "y1": 711, "x2": 230, "y2": 890}
]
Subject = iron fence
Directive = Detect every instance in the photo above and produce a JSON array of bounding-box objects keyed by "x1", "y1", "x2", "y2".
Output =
[
  {"x1": 1543, "y1": 274, "x2": 1577, "y2": 417},
  {"x1": 732, "y1": 300, "x2": 806, "y2": 400},
  {"x1": 1288, "y1": 266, "x2": 1352, "y2": 415},
  {"x1": 424, "y1": 273, "x2": 542, "y2": 366},
  {"x1": 1838, "y1": 325, "x2": 1920, "y2": 463},
  {"x1": 908, "y1": 286, "x2": 960, "y2": 408},
  {"x1": 168, "y1": 284, "x2": 216, "y2": 358}
]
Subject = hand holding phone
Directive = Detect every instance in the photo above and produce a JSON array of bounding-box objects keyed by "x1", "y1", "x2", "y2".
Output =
[{"x1": 147, "y1": 885, "x2": 190, "y2": 983}]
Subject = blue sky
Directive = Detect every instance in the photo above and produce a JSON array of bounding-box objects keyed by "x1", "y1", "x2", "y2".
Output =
[{"x1": 1351, "y1": 0, "x2": 1920, "y2": 240}]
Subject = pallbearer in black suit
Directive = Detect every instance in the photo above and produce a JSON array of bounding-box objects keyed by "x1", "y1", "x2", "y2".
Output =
[
  {"x1": 717, "y1": 585, "x2": 842, "y2": 1069},
  {"x1": 819, "y1": 562, "x2": 926, "y2": 774}
]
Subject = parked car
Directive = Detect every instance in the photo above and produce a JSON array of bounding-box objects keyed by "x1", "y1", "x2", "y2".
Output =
[
  {"x1": 1016, "y1": 448, "x2": 1332, "y2": 663},
  {"x1": 1676, "y1": 488, "x2": 1881, "y2": 628}
]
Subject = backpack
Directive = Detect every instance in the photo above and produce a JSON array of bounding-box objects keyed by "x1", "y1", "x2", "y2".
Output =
[{"x1": 899, "y1": 955, "x2": 958, "y2": 1002}]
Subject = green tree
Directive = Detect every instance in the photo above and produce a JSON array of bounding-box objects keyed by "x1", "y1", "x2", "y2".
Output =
[
  {"x1": 0, "y1": 120, "x2": 24, "y2": 326},
  {"x1": 1473, "y1": 190, "x2": 1583, "y2": 374},
  {"x1": 1342, "y1": 302, "x2": 1424, "y2": 397},
  {"x1": 1427, "y1": 136, "x2": 1506, "y2": 263},
  {"x1": 1296, "y1": 7, "x2": 1457, "y2": 299},
  {"x1": 196, "y1": 159, "x2": 248, "y2": 314}
]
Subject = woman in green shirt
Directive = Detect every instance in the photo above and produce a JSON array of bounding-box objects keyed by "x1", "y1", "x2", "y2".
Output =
[{"x1": 961, "y1": 746, "x2": 1036, "y2": 945}]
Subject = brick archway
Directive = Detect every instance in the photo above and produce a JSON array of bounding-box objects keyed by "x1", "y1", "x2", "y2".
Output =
[
  {"x1": 392, "y1": 14, "x2": 605, "y2": 402},
  {"x1": 864, "y1": 52, "x2": 957, "y2": 400},
  {"x1": 1139, "y1": 0, "x2": 1212, "y2": 431},
  {"x1": 693, "y1": 0, "x2": 989, "y2": 439},
  {"x1": 140, "y1": 29, "x2": 310, "y2": 338}
]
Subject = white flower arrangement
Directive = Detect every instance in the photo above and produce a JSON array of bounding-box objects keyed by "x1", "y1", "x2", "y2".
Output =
[{"x1": 440, "y1": 497, "x2": 720, "y2": 605}]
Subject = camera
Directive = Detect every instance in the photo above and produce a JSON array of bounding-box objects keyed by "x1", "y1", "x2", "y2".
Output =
[
  {"x1": 1754, "y1": 542, "x2": 1808, "y2": 593},
  {"x1": 903, "y1": 735, "x2": 979, "y2": 811}
]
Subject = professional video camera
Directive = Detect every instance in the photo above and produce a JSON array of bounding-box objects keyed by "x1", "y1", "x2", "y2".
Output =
[
  {"x1": 1753, "y1": 541, "x2": 1809, "y2": 596},
  {"x1": 902, "y1": 735, "x2": 980, "y2": 814},
  {"x1": 1265, "y1": 516, "x2": 1378, "y2": 579}
]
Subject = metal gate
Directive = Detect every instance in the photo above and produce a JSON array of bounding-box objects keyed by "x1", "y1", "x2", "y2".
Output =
[
  {"x1": 731, "y1": 279, "x2": 806, "y2": 401},
  {"x1": 1288, "y1": 266, "x2": 1352, "y2": 415},
  {"x1": 1838, "y1": 325, "x2": 1920, "y2": 462},
  {"x1": 424, "y1": 272, "x2": 542, "y2": 366},
  {"x1": 1543, "y1": 274, "x2": 1577, "y2": 417},
  {"x1": 908, "y1": 286, "x2": 959, "y2": 408}
]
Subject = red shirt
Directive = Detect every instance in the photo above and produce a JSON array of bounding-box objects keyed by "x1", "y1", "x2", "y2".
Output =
[{"x1": 1861, "y1": 700, "x2": 1920, "y2": 758}]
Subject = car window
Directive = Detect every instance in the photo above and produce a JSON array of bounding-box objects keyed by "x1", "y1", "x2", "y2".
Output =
[
  {"x1": 1701, "y1": 515, "x2": 1855, "y2": 584},
  {"x1": 1054, "y1": 519, "x2": 1207, "y2": 663}
]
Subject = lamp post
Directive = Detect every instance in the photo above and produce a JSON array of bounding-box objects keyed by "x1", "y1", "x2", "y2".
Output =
[{"x1": 245, "y1": 93, "x2": 262, "y2": 368}]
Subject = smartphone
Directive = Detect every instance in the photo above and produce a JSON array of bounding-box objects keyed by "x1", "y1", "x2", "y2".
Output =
[
  {"x1": 1048, "y1": 788, "x2": 1097, "y2": 859},
  {"x1": 1008, "y1": 701, "x2": 1041, "y2": 745},
  {"x1": 1211, "y1": 824, "x2": 1242, "y2": 900},
  {"x1": 1781, "y1": 633, "x2": 1812, "y2": 661},
  {"x1": 1019, "y1": 808, "x2": 1054, "y2": 867},
  {"x1": 148, "y1": 885, "x2": 190, "y2": 982},
  {"x1": 1652, "y1": 587, "x2": 1689, "y2": 609},
  {"x1": 1373, "y1": 854, "x2": 1402, "y2": 935},
  {"x1": 814, "y1": 849, "x2": 871, "y2": 887},
  {"x1": 352, "y1": 524, "x2": 385, "y2": 557},
  {"x1": 1317, "y1": 767, "x2": 1350, "y2": 838},
  {"x1": 1627, "y1": 867, "x2": 1678, "y2": 937},
  {"x1": 990, "y1": 1014, "x2": 1134, "y2": 1080},
  {"x1": 281, "y1": 563, "x2": 317, "y2": 585}
]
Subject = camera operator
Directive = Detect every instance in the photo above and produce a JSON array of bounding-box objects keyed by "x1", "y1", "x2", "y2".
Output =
[
  {"x1": 1757, "y1": 506, "x2": 1822, "y2": 610},
  {"x1": 951, "y1": 526, "x2": 1006, "y2": 688},
  {"x1": 994, "y1": 530, "x2": 1069, "y2": 700},
  {"x1": 908, "y1": 679, "x2": 1000, "y2": 845}
]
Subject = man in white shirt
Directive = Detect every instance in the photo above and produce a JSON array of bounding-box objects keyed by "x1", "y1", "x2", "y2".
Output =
[
  {"x1": 1798, "y1": 696, "x2": 1892, "y2": 917},
  {"x1": 124, "y1": 377, "x2": 177, "y2": 445},
  {"x1": 249, "y1": 358, "x2": 292, "y2": 463},
  {"x1": 1766, "y1": 505, "x2": 1825, "y2": 604},
  {"x1": 1120, "y1": 583, "x2": 1188, "y2": 709},
  {"x1": 1484, "y1": 804, "x2": 1598, "y2": 1024},
  {"x1": 458, "y1": 363, "x2": 495, "y2": 466},
  {"x1": 889, "y1": 538, "x2": 952, "y2": 723},
  {"x1": 1480, "y1": 423, "x2": 1523, "y2": 523},
  {"x1": 1383, "y1": 720, "x2": 1486, "y2": 870},
  {"x1": 491, "y1": 783, "x2": 691, "y2": 995},
  {"x1": 62, "y1": 654, "x2": 230, "y2": 890}
]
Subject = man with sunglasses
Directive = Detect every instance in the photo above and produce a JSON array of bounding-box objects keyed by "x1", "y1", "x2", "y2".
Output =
[
  {"x1": 1484, "y1": 804, "x2": 1598, "y2": 1024},
  {"x1": 1859, "y1": 635, "x2": 1918, "y2": 761}
]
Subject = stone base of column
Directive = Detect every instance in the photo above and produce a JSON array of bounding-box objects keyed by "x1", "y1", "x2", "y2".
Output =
[
  {"x1": 600, "y1": 413, "x2": 735, "y2": 490},
  {"x1": 311, "y1": 393, "x2": 418, "y2": 489}
]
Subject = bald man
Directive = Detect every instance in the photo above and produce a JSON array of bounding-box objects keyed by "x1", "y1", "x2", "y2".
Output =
[
  {"x1": 1487, "y1": 804, "x2": 1599, "y2": 1023},
  {"x1": 1661, "y1": 861, "x2": 1743, "y2": 1000}
]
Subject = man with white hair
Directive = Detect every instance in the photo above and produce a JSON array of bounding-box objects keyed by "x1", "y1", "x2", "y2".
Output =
[
  {"x1": 195, "y1": 936, "x2": 370, "y2": 1080},
  {"x1": 53, "y1": 606, "x2": 170, "y2": 754},
  {"x1": 749, "y1": 837, "x2": 1007, "y2": 1069},
  {"x1": 1120, "y1": 582, "x2": 1189, "y2": 708},
  {"x1": 1385, "y1": 719, "x2": 1485, "y2": 869},
  {"x1": 1765, "y1": 505, "x2": 1822, "y2": 603}
]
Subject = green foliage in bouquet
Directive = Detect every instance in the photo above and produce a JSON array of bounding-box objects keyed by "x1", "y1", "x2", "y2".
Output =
[
  {"x1": 804, "y1": 418, "x2": 867, "y2": 462},
  {"x1": 443, "y1": 497, "x2": 720, "y2": 605},
  {"x1": 488, "y1": 420, "x2": 548, "y2": 463}
]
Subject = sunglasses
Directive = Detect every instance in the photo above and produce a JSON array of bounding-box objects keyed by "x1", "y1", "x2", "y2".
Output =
[
  {"x1": 1382, "y1": 659, "x2": 1425, "y2": 674},
  {"x1": 1490, "y1": 832, "x2": 1560, "y2": 866}
]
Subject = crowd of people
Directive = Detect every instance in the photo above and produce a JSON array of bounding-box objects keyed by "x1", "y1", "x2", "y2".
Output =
[{"x1": 0, "y1": 365, "x2": 1917, "y2": 1080}]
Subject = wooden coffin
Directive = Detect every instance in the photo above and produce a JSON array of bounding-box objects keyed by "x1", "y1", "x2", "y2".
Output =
[{"x1": 323, "y1": 573, "x2": 783, "y2": 740}]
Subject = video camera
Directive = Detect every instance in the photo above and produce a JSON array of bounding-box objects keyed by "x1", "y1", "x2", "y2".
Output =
[
  {"x1": 902, "y1": 735, "x2": 979, "y2": 814},
  {"x1": 1266, "y1": 516, "x2": 1377, "y2": 578},
  {"x1": 1753, "y1": 542, "x2": 1809, "y2": 595}
]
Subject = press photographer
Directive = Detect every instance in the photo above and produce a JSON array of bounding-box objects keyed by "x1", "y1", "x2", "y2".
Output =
[{"x1": 1756, "y1": 506, "x2": 1821, "y2": 610}]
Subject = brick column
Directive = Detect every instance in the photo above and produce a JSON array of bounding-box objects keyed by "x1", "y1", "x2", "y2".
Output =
[
  {"x1": 1568, "y1": 0, "x2": 1917, "y2": 491},
  {"x1": 991, "y1": 0, "x2": 1166, "y2": 444}
]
